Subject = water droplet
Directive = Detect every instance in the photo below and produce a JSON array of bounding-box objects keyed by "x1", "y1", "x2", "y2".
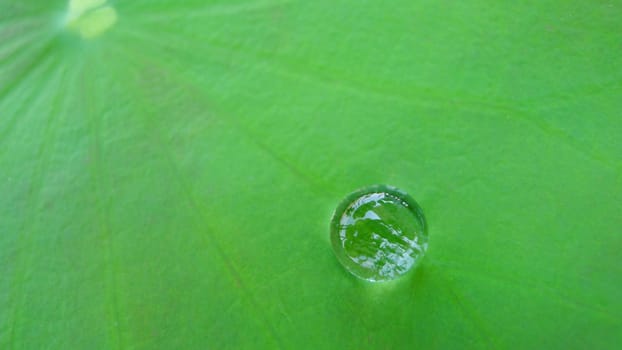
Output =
[
  {"x1": 330, "y1": 185, "x2": 428, "y2": 282},
  {"x1": 64, "y1": 0, "x2": 117, "y2": 39}
]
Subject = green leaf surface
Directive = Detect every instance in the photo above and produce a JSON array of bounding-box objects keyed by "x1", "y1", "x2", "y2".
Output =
[{"x1": 1, "y1": 0, "x2": 621, "y2": 348}]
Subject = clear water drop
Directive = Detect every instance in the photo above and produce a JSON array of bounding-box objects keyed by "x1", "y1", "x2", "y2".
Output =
[{"x1": 330, "y1": 185, "x2": 428, "y2": 282}]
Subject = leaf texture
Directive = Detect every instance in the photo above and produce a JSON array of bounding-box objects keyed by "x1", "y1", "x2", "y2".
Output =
[{"x1": 1, "y1": 0, "x2": 621, "y2": 349}]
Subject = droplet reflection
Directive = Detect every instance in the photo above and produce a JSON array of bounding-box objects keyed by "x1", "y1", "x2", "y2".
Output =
[{"x1": 330, "y1": 185, "x2": 427, "y2": 282}]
